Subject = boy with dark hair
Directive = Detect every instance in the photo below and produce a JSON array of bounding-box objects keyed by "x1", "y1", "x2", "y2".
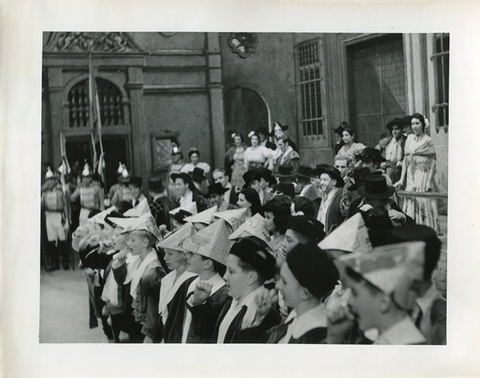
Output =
[
  {"x1": 213, "y1": 237, "x2": 280, "y2": 343},
  {"x1": 244, "y1": 241, "x2": 339, "y2": 343}
]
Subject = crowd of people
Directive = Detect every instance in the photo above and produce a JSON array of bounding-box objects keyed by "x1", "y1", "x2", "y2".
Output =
[{"x1": 40, "y1": 113, "x2": 446, "y2": 345}]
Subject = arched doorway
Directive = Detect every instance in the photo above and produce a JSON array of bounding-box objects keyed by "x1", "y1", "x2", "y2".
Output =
[{"x1": 224, "y1": 87, "x2": 270, "y2": 147}]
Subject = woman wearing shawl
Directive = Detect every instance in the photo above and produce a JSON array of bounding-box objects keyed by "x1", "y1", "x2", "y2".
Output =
[{"x1": 394, "y1": 113, "x2": 441, "y2": 233}]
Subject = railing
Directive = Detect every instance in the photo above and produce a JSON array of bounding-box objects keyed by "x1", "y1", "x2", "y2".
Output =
[{"x1": 396, "y1": 191, "x2": 448, "y2": 199}]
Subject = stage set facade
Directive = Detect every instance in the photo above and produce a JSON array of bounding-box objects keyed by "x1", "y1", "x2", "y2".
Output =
[{"x1": 41, "y1": 32, "x2": 449, "y2": 206}]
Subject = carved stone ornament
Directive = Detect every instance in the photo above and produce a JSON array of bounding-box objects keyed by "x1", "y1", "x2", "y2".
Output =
[
  {"x1": 43, "y1": 32, "x2": 140, "y2": 53},
  {"x1": 227, "y1": 33, "x2": 258, "y2": 59}
]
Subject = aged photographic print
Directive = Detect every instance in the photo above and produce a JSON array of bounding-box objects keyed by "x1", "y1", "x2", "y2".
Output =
[{"x1": 40, "y1": 31, "x2": 449, "y2": 345}]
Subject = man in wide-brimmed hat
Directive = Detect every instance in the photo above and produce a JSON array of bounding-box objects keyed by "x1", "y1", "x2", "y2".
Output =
[
  {"x1": 350, "y1": 175, "x2": 412, "y2": 245},
  {"x1": 316, "y1": 165, "x2": 345, "y2": 235},
  {"x1": 190, "y1": 167, "x2": 208, "y2": 195},
  {"x1": 273, "y1": 165, "x2": 295, "y2": 184},
  {"x1": 171, "y1": 172, "x2": 208, "y2": 213},
  {"x1": 375, "y1": 118, "x2": 407, "y2": 184},
  {"x1": 204, "y1": 183, "x2": 237, "y2": 212}
]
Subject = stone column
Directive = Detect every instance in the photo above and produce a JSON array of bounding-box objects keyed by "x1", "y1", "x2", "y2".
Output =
[
  {"x1": 126, "y1": 66, "x2": 148, "y2": 181},
  {"x1": 206, "y1": 33, "x2": 225, "y2": 169}
]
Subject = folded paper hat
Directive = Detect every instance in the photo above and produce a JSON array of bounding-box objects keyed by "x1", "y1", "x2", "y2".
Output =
[
  {"x1": 338, "y1": 241, "x2": 426, "y2": 310},
  {"x1": 169, "y1": 202, "x2": 198, "y2": 216},
  {"x1": 88, "y1": 206, "x2": 116, "y2": 225},
  {"x1": 228, "y1": 213, "x2": 273, "y2": 252},
  {"x1": 112, "y1": 212, "x2": 162, "y2": 241},
  {"x1": 124, "y1": 198, "x2": 151, "y2": 217},
  {"x1": 157, "y1": 222, "x2": 196, "y2": 252},
  {"x1": 318, "y1": 213, "x2": 372, "y2": 255},
  {"x1": 82, "y1": 163, "x2": 92, "y2": 177},
  {"x1": 183, "y1": 219, "x2": 232, "y2": 265},
  {"x1": 183, "y1": 205, "x2": 218, "y2": 225},
  {"x1": 213, "y1": 208, "x2": 248, "y2": 231}
]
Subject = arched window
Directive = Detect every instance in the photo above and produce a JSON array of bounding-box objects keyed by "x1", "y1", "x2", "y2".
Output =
[{"x1": 68, "y1": 78, "x2": 125, "y2": 128}]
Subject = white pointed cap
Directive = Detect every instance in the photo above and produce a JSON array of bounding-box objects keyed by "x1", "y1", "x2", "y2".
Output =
[
  {"x1": 113, "y1": 212, "x2": 162, "y2": 241},
  {"x1": 319, "y1": 213, "x2": 372, "y2": 255},
  {"x1": 117, "y1": 162, "x2": 124, "y2": 175},
  {"x1": 88, "y1": 206, "x2": 116, "y2": 225},
  {"x1": 229, "y1": 213, "x2": 273, "y2": 252},
  {"x1": 183, "y1": 219, "x2": 232, "y2": 265},
  {"x1": 157, "y1": 222, "x2": 196, "y2": 252},
  {"x1": 213, "y1": 208, "x2": 248, "y2": 231},
  {"x1": 183, "y1": 206, "x2": 218, "y2": 225},
  {"x1": 124, "y1": 198, "x2": 151, "y2": 217},
  {"x1": 338, "y1": 241, "x2": 426, "y2": 310}
]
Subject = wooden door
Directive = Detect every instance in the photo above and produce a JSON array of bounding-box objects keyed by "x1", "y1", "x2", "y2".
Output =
[{"x1": 347, "y1": 35, "x2": 406, "y2": 148}]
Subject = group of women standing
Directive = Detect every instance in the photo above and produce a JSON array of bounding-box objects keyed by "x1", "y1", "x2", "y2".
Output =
[{"x1": 333, "y1": 113, "x2": 442, "y2": 233}]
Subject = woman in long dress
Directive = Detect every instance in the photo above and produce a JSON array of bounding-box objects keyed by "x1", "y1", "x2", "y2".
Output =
[
  {"x1": 393, "y1": 113, "x2": 441, "y2": 233},
  {"x1": 334, "y1": 127, "x2": 366, "y2": 167},
  {"x1": 225, "y1": 133, "x2": 248, "y2": 188}
]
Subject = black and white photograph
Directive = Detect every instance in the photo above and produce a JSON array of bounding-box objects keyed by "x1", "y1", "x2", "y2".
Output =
[
  {"x1": 2, "y1": 1, "x2": 480, "y2": 377},
  {"x1": 39, "y1": 31, "x2": 449, "y2": 345}
]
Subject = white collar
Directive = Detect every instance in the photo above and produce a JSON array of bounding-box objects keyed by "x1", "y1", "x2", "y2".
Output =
[
  {"x1": 374, "y1": 316, "x2": 426, "y2": 345},
  {"x1": 416, "y1": 283, "x2": 442, "y2": 317},
  {"x1": 284, "y1": 303, "x2": 328, "y2": 339},
  {"x1": 323, "y1": 187, "x2": 339, "y2": 200},
  {"x1": 181, "y1": 190, "x2": 193, "y2": 202},
  {"x1": 234, "y1": 286, "x2": 264, "y2": 330},
  {"x1": 159, "y1": 270, "x2": 197, "y2": 317},
  {"x1": 129, "y1": 250, "x2": 158, "y2": 299}
]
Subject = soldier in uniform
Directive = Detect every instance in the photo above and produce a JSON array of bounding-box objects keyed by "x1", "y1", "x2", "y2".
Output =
[
  {"x1": 111, "y1": 165, "x2": 132, "y2": 206},
  {"x1": 41, "y1": 167, "x2": 70, "y2": 270},
  {"x1": 71, "y1": 164, "x2": 105, "y2": 226}
]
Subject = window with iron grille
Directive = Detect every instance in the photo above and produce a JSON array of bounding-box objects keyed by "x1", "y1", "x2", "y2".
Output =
[
  {"x1": 431, "y1": 33, "x2": 449, "y2": 129},
  {"x1": 297, "y1": 40, "x2": 324, "y2": 137},
  {"x1": 68, "y1": 78, "x2": 125, "y2": 128}
]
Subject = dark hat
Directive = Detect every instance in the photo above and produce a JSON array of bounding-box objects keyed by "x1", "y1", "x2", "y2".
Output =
[
  {"x1": 204, "y1": 183, "x2": 229, "y2": 198},
  {"x1": 171, "y1": 172, "x2": 193, "y2": 185},
  {"x1": 148, "y1": 176, "x2": 166, "y2": 193},
  {"x1": 358, "y1": 147, "x2": 387, "y2": 163},
  {"x1": 129, "y1": 176, "x2": 143, "y2": 188},
  {"x1": 269, "y1": 122, "x2": 289, "y2": 136},
  {"x1": 286, "y1": 241, "x2": 340, "y2": 299},
  {"x1": 104, "y1": 211, "x2": 125, "y2": 228},
  {"x1": 242, "y1": 170, "x2": 261, "y2": 188},
  {"x1": 386, "y1": 118, "x2": 404, "y2": 131},
  {"x1": 317, "y1": 166, "x2": 345, "y2": 188},
  {"x1": 191, "y1": 167, "x2": 207, "y2": 182},
  {"x1": 274, "y1": 183, "x2": 295, "y2": 197},
  {"x1": 287, "y1": 215, "x2": 326, "y2": 243},
  {"x1": 401, "y1": 116, "x2": 412, "y2": 128},
  {"x1": 188, "y1": 147, "x2": 200, "y2": 158},
  {"x1": 332, "y1": 122, "x2": 348, "y2": 136},
  {"x1": 255, "y1": 167, "x2": 273, "y2": 180},
  {"x1": 274, "y1": 165, "x2": 294, "y2": 178},
  {"x1": 256, "y1": 127, "x2": 269, "y2": 136},
  {"x1": 295, "y1": 165, "x2": 312, "y2": 179},
  {"x1": 229, "y1": 237, "x2": 277, "y2": 281},
  {"x1": 357, "y1": 175, "x2": 395, "y2": 200},
  {"x1": 348, "y1": 167, "x2": 372, "y2": 192},
  {"x1": 171, "y1": 210, "x2": 193, "y2": 225}
]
